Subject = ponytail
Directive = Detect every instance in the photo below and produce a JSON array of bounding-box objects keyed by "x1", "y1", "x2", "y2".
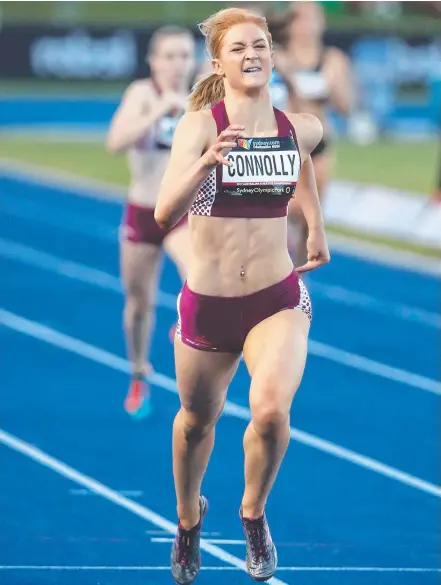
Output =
[{"x1": 188, "y1": 72, "x2": 225, "y2": 111}]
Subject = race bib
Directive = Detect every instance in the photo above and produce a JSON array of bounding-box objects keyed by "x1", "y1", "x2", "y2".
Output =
[{"x1": 222, "y1": 137, "x2": 300, "y2": 197}]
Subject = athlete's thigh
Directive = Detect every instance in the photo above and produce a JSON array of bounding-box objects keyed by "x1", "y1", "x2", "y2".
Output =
[
  {"x1": 175, "y1": 338, "x2": 241, "y2": 417},
  {"x1": 243, "y1": 310, "x2": 310, "y2": 410},
  {"x1": 120, "y1": 240, "x2": 162, "y2": 299},
  {"x1": 163, "y1": 223, "x2": 191, "y2": 282}
]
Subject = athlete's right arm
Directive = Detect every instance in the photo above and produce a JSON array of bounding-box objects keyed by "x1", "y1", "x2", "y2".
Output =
[
  {"x1": 106, "y1": 82, "x2": 171, "y2": 154},
  {"x1": 155, "y1": 113, "x2": 243, "y2": 229}
]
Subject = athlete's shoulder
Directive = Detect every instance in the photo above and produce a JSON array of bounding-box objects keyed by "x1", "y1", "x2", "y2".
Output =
[
  {"x1": 173, "y1": 109, "x2": 215, "y2": 149},
  {"x1": 325, "y1": 45, "x2": 348, "y2": 58},
  {"x1": 177, "y1": 109, "x2": 216, "y2": 133},
  {"x1": 324, "y1": 46, "x2": 351, "y2": 68},
  {"x1": 284, "y1": 113, "x2": 323, "y2": 155}
]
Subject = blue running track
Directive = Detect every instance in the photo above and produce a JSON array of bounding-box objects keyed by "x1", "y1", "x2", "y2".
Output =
[{"x1": 0, "y1": 168, "x2": 440, "y2": 585}]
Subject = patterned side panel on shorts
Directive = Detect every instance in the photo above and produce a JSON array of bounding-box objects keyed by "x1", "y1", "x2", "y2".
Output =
[
  {"x1": 175, "y1": 292, "x2": 182, "y2": 341},
  {"x1": 296, "y1": 278, "x2": 312, "y2": 321},
  {"x1": 189, "y1": 169, "x2": 217, "y2": 216}
]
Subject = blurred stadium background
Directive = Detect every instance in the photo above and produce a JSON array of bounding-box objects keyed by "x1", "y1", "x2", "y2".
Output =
[
  {"x1": 0, "y1": 0, "x2": 440, "y2": 255},
  {"x1": 0, "y1": 2, "x2": 440, "y2": 585}
]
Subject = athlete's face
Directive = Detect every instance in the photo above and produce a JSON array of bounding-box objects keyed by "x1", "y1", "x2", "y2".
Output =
[
  {"x1": 215, "y1": 23, "x2": 273, "y2": 92},
  {"x1": 149, "y1": 34, "x2": 196, "y2": 88}
]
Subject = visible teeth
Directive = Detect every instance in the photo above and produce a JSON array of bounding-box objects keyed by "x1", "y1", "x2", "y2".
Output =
[{"x1": 244, "y1": 67, "x2": 260, "y2": 73}]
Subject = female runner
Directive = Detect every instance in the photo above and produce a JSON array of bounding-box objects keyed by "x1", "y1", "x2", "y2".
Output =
[
  {"x1": 155, "y1": 8, "x2": 330, "y2": 583},
  {"x1": 107, "y1": 26, "x2": 196, "y2": 416},
  {"x1": 270, "y1": 1, "x2": 352, "y2": 265}
]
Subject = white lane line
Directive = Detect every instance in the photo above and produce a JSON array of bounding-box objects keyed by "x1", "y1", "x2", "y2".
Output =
[
  {"x1": 146, "y1": 530, "x2": 221, "y2": 537},
  {"x1": 0, "y1": 237, "x2": 438, "y2": 395},
  {"x1": 308, "y1": 340, "x2": 440, "y2": 395},
  {"x1": 0, "y1": 565, "x2": 439, "y2": 573},
  {"x1": 308, "y1": 280, "x2": 441, "y2": 329},
  {"x1": 0, "y1": 428, "x2": 288, "y2": 585},
  {"x1": 0, "y1": 237, "x2": 176, "y2": 309},
  {"x1": 0, "y1": 307, "x2": 440, "y2": 498},
  {"x1": 69, "y1": 488, "x2": 144, "y2": 498},
  {"x1": 151, "y1": 537, "x2": 246, "y2": 545}
]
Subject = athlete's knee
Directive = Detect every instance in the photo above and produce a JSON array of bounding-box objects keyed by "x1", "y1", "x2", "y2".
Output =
[
  {"x1": 124, "y1": 282, "x2": 153, "y2": 316},
  {"x1": 253, "y1": 405, "x2": 289, "y2": 438},
  {"x1": 182, "y1": 417, "x2": 214, "y2": 442},
  {"x1": 178, "y1": 404, "x2": 223, "y2": 441},
  {"x1": 251, "y1": 385, "x2": 290, "y2": 437}
]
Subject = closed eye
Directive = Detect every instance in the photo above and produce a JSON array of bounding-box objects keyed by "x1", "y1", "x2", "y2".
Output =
[{"x1": 230, "y1": 42, "x2": 267, "y2": 52}]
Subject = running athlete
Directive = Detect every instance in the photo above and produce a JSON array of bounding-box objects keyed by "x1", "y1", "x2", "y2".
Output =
[
  {"x1": 107, "y1": 26, "x2": 196, "y2": 417},
  {"x1": 154, "y1": 8, "x2": 330, "y2": 584},
  {"x1": 270, "y1": 1, "x2": 352, "y2": 265}
]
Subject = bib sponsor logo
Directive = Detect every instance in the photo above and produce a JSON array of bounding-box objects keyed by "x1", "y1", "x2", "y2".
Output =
[
  {"x1": 236, "y1": 138, "x2": 252, "y2": 150},
  {"x1": 250, "y1": 139, "x2": 281, "y2": 150},
  {"x1": 237, "y1": 138, "x2": 282, "y2": 150}
]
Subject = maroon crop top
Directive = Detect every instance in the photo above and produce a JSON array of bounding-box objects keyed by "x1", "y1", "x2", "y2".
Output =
[{"x1": 189, "y1": 100, "x2": 301, "y2": 219}]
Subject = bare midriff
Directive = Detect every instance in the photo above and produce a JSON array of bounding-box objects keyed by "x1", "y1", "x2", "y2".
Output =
[{"x1": 186, "y1": 215, "x2": 293, "y2": 296}]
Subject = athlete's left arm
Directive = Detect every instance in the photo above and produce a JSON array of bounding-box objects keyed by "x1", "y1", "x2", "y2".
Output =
[
  {"x1": 289, "y1": 113, "x2": 331, "y2": 272},
  {"x1": 293, "y1": 114, "x2": 325, "y2": 230},
  {"x1": 326, "y1": 48, "x2": 353, "y2": 116}
]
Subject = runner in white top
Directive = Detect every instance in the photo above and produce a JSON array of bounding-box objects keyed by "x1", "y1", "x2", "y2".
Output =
[{"x1": 270, "y1": 2, "x2": 353, "y2": 266}]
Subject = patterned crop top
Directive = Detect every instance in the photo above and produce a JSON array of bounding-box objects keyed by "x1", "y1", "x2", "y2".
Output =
[{"x1": 190, "y1": 100, "x2": 301, "y2": 219}]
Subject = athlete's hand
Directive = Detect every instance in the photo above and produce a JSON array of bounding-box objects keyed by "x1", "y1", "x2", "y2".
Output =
[
  {"x1": 202, "y1": 125, "x2": 245, "y2": 168},
  {"x1": 296, "y1": 228, "x2": 330, "y2": 273}
]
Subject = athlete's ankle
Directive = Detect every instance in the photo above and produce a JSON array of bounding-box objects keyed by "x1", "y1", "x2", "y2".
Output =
[
  {"x1": 131, "y1": 362, "x2": 152, "y2": 379},
  {"x1": 240, "y1": 502, "x2": 265, "y2": 520},
  {"x1": 177, "y1": 502, "x2": 201, "y2": 531}
]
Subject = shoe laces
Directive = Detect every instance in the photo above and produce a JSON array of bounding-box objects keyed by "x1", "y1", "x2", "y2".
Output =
[{"x1": 244, "y1": 516, "x2": 270, "y2": 562}]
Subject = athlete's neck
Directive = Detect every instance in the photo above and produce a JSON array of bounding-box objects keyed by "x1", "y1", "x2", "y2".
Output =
[
  {"x1": 223, "y1": 89, "x2": 277, "y2": 137},
  {"x1": 151, "y1": 76, "x2": 188, "y2": 95},
  {"x1": 287, "y1": 38, "x2": 323, "y2": 66}
]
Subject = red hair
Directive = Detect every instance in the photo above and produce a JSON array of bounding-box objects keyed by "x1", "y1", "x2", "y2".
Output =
[{"x1": 189, "y1": 8, "x2": 272, "y2": 111}]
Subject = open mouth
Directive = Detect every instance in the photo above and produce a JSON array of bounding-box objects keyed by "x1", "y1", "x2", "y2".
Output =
[{"x1": 243, "y1": 67, "x2": 262, "y2": 74}]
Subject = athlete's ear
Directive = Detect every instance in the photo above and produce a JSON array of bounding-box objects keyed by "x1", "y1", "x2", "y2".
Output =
[{"x1": 212, "y1": 58, "x2": 224, "y2": 76}]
